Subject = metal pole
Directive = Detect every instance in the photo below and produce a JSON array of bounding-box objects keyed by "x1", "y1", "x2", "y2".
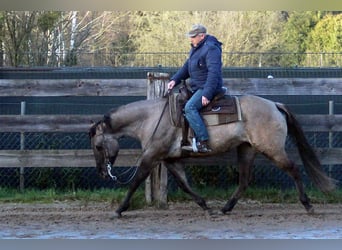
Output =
[
  {"x1": 258, "y1": 54, "x2": 262, "y2": 67},
  {"x1": 20, "y1": 101, "x2": 26, "y2": 192},
  {"x1": 328, "y1": 100, "x2": 334, "y2": 178}
]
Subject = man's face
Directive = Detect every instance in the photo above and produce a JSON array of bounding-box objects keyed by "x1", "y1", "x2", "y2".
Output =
[{"x1": 190, "y1": 33, "x2": 205, "y2": 47}]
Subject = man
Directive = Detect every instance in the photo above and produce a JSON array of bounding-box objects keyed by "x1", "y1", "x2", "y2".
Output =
[{"x1": 167, "y1": 24, "x2": 224, "y2": 153}]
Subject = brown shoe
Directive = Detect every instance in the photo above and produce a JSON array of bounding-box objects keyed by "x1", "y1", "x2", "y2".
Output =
[{"x1": 196, "y1": 140, "x2": 212, "y2": 153}]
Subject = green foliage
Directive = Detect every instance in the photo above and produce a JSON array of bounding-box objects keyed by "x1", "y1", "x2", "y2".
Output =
[
  {"x1": 1, "y1": 187, "x2": 340, "y2": 206},
  {"x1": 187, "y1": 165, "x2": 238, "y2": 189},
  {"x1": 305, "y1": 13, "x2": 342, "y2": 66},
  {"x1": 0, "y1": 188, "x2": 147, "y2": 209},
  {"x1": 278, "y1": 11, "x2": 322, "y2": 66},
  {"x1": 1, "y1": 11, "x2": 342, "y2": 67},
  {"x1": 37, "y1": 11, "x2": 61, "y2": 33},
  {"x1": 64, "y1": 48, "x2": 78, "y2": 66},
  {"x1": 110, "y1": 33, "x2": 136, "y2": 66},
  {"x1": 307, "y1": 14, "x2": 342, "y2": 52}
]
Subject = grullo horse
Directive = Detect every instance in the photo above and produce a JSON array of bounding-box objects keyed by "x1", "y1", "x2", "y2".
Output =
[{"x1": 89, "y1": 94, "x2": 336, "y2": 218}]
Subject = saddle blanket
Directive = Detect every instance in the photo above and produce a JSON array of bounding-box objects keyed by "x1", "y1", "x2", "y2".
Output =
[
  {"x1": 169, "y1": 93, "x2": 242, "y2": 127},
  {"x1": 201, "y1": 95, "x2": 242, "y2": 126}
]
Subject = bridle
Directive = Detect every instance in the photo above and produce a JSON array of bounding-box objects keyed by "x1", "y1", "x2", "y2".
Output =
[
  {"x1": 92, "y1": 92, "x2": 171, "y2": 184},
  {"x1": 93, "y1": 123, "x2": 138, "y2": 184}
]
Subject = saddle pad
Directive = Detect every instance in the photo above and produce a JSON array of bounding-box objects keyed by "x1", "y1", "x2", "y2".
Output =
[
  {"x1": 201, "y1": 95, "x2": 236, "y2": 115},
  {"x1": 202, "y1": 96, "x2": 242, "y2": 126}
]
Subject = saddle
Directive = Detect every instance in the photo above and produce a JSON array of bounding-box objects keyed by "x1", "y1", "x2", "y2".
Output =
[{"x1": 168, "y1": 84, "x2": 242, "y2": 146}]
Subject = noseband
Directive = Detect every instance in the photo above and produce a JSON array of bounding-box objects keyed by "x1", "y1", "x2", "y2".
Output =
[
  {"x1": 93, "y1": 128, "x2": 117, "y2": 181},
  {"x1": 93, "y1": 123, "x2": 138, "y2": 184}
]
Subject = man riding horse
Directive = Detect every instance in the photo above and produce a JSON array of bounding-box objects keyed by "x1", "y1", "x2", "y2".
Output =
[{"x1": 167, "y1": 24, "x2": 224, "y2": 153}]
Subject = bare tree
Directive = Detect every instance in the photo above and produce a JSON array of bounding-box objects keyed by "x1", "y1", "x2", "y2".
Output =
[{"x1": 3, "y1": 11, "x2": 37, "y2": 66}]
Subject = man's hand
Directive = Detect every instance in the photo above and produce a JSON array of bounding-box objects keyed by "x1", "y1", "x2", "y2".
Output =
[
  {"x1": 202, "y1": 96, "x2": 210, "y2": 106},
  {"x1": 167, "y1": 80, "x2": 176, "y2": 90}
]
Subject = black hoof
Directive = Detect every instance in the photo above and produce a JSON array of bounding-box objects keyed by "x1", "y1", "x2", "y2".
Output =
[
  {"x1": 221, "y1": 208, "x2": 229, "y2": 215},
  {"x1": 111, "y1": 211, "x2": 122, "y2": 219},
  {"x1": 306, "y1": 206, "x2": 315, "y2": 214}
]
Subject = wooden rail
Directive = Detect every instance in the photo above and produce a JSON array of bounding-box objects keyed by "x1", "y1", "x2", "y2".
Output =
[
  {"x1": 0, "y1": 114, "x2": 341, "y2": 133},
  {"x1": 0, "y1": 148, "x2": 341, "y2": 168},
  {"x1": 1, "y1": 78, "x2": 342, "y2": 96},
  {"x1": 0, "y1": 114, "x2": 341, "y2": 168},
  {"x1": 0, "y1": 77, "x2": 341, "y2": 169}
]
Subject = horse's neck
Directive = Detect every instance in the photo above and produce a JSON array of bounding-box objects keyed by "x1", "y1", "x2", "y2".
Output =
[{"x1": 109, "y1": 99, "x2": 165, "y2": 140}]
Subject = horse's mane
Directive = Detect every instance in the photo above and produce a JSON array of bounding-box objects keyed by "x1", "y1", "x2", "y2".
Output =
[
  {"x1": 88, "y1": 120, "x2": 103, "y2": 138},
  {"x1": 89, "y1": 98, "x2": 166, "y2": 138}
]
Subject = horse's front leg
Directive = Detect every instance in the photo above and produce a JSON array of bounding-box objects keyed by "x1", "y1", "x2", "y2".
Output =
[
  {"x1": 165, "y1": 161, "x2": 211, "y2": 213},
  {"x1": 113, "y1": 162, "x2": 152, "y2": 218}
]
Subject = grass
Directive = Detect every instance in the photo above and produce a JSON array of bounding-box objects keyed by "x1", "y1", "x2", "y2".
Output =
[
  {"x1": 168, "y1": 186, "x2": 342, "y2": 204},
  {"x1": 0, "y1": 186, "x2": 341, "y2": 209},
  {"x1": 0, "y1": 187, "x2": 147, "y2": 210}
]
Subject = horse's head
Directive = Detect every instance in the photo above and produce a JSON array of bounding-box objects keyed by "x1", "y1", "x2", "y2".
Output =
[{"x1": 89, "y1": 121, "x2": 119, "y2": 179}]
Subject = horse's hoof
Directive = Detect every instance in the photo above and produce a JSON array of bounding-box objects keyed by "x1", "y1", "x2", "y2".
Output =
[
  {"x1": 204, "y1": 209, "x2": 218, "y2": 218},
  {"x1": 110, "y1": 211, "x2": 122, "y2": 220},
  {"x1": 206, "y1": 208, "x2": 216, "y2": 216},
  {"x1": 220, "y1": 208, "x2": 232, "y2": 215},
  {"x1": 306, "y1": 206, "x2": 315, "y2": 215}
]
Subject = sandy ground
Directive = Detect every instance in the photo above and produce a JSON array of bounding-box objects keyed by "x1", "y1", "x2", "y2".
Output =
[{"x1": 1, "y1": 199, "x2": 341, "y2": 239}]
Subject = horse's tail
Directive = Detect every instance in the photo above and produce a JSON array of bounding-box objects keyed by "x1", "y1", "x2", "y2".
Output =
[{"x1": 276, "y1": 103, "x2": 337, "y2": 193}]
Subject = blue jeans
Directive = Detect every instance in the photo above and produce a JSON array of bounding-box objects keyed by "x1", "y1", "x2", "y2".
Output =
[{"x1": 184, "y1": 89, "x2": 209, "y2": 142}]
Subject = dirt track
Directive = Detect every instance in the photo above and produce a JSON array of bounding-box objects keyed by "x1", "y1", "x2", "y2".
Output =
[{"x1": 1, "y1": 200, "x2": 341, "y2": 239}]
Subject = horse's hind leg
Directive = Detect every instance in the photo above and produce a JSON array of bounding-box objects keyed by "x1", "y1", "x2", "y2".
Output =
[
  {"x1": 222, "y1": 143, "x2": 256, "y2": 214},
  {"x1": 165, "y1": 161, "x2": 210, "y2": 212},
  {"x1": 267, "y1": 151, "x2": 313, "y2": 213}
]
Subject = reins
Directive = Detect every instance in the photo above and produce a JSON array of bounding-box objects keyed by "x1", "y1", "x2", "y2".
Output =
[
  {"x1": 148, "y1": 91, "x2": 171, "y2": 141},
  {"x1": 97, "y1": 129, "x2": 139, "y2": 185},
  {"x1": 99, "y1": 91, "x2": 171, "y2": 184},
  {"x1": 134, "y1": 91, "x2": 170, "y2": 166}
]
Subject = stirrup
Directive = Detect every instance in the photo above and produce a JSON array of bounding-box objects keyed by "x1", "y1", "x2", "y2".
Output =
[{"x1": 181, "y1": 138, "x2": 198, "y2": 152}]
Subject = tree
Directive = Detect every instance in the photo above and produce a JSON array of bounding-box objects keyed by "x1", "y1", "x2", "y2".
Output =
[
  {"x1": 129, "y1": 11, "x2": 285, "y2": 67},
  {"x1": 3, "y1": 11, "x2": 37, "y2": 66},
  {"x1": 278, "y1": 11, "x2": 322, "y2": 67},
  {"x1": 0, "y1": 12, "x2": 4, "y2": 66},
  {"x1": 36, "y1": 11, "x2": 62, "y2": 66},
  {"x1": 305, "y1": 14, "x2": 342, "y2": 66},
  {"x1": 68, "y1": 11, "x2": 133, "y2": 66},
  {"x1": 1, "y1": 11, "x2": 340, "y2": 67},
  {"x1": 213, "y1": 11, "x2": 284, "y2": 66}
]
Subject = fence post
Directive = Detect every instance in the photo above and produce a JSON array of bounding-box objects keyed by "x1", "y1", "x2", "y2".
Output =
[
  {"x1": 145, "y1": 72, "x2": 169, "y2": 208},
  {"x1": 20, "y1": 101, "x2": 26, "y2": 192},
  {"x1": 328, "y1": 100, "x2": 334, "y2": 177}
]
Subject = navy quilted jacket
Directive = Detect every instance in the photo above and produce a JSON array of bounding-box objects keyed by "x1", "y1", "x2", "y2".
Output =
[{"x1": 171, "y1": 35, "x2": 223, "y2": 100}]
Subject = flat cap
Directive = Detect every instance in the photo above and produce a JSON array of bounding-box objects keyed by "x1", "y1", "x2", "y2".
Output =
[{"x1": 187, "y1": 24, "x2": 207, "y2": 37}]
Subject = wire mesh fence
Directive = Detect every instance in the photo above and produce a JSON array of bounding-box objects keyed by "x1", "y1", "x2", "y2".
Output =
[
  {"x1": 2, "y1": 51, "x2": 342, "y2": 68},
  {"x1": 0, "y1": 95, "x2": 341, "y2": 191},
  {"x1": 1, "y1": 67, "x2": 342, "y2": 192}
]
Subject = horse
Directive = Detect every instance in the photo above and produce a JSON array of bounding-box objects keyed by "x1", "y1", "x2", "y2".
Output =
[{"x1": 89, "y1": 94, "x2": 336, "y2": 218}]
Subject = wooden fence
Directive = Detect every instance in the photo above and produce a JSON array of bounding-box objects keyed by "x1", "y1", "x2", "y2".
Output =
[
  {"x1": 1, "y1": 77, "x2": 342, "y2": 168},
  {"x1": 0, "y1": 76, "x2": 342, "y2": 203}
]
